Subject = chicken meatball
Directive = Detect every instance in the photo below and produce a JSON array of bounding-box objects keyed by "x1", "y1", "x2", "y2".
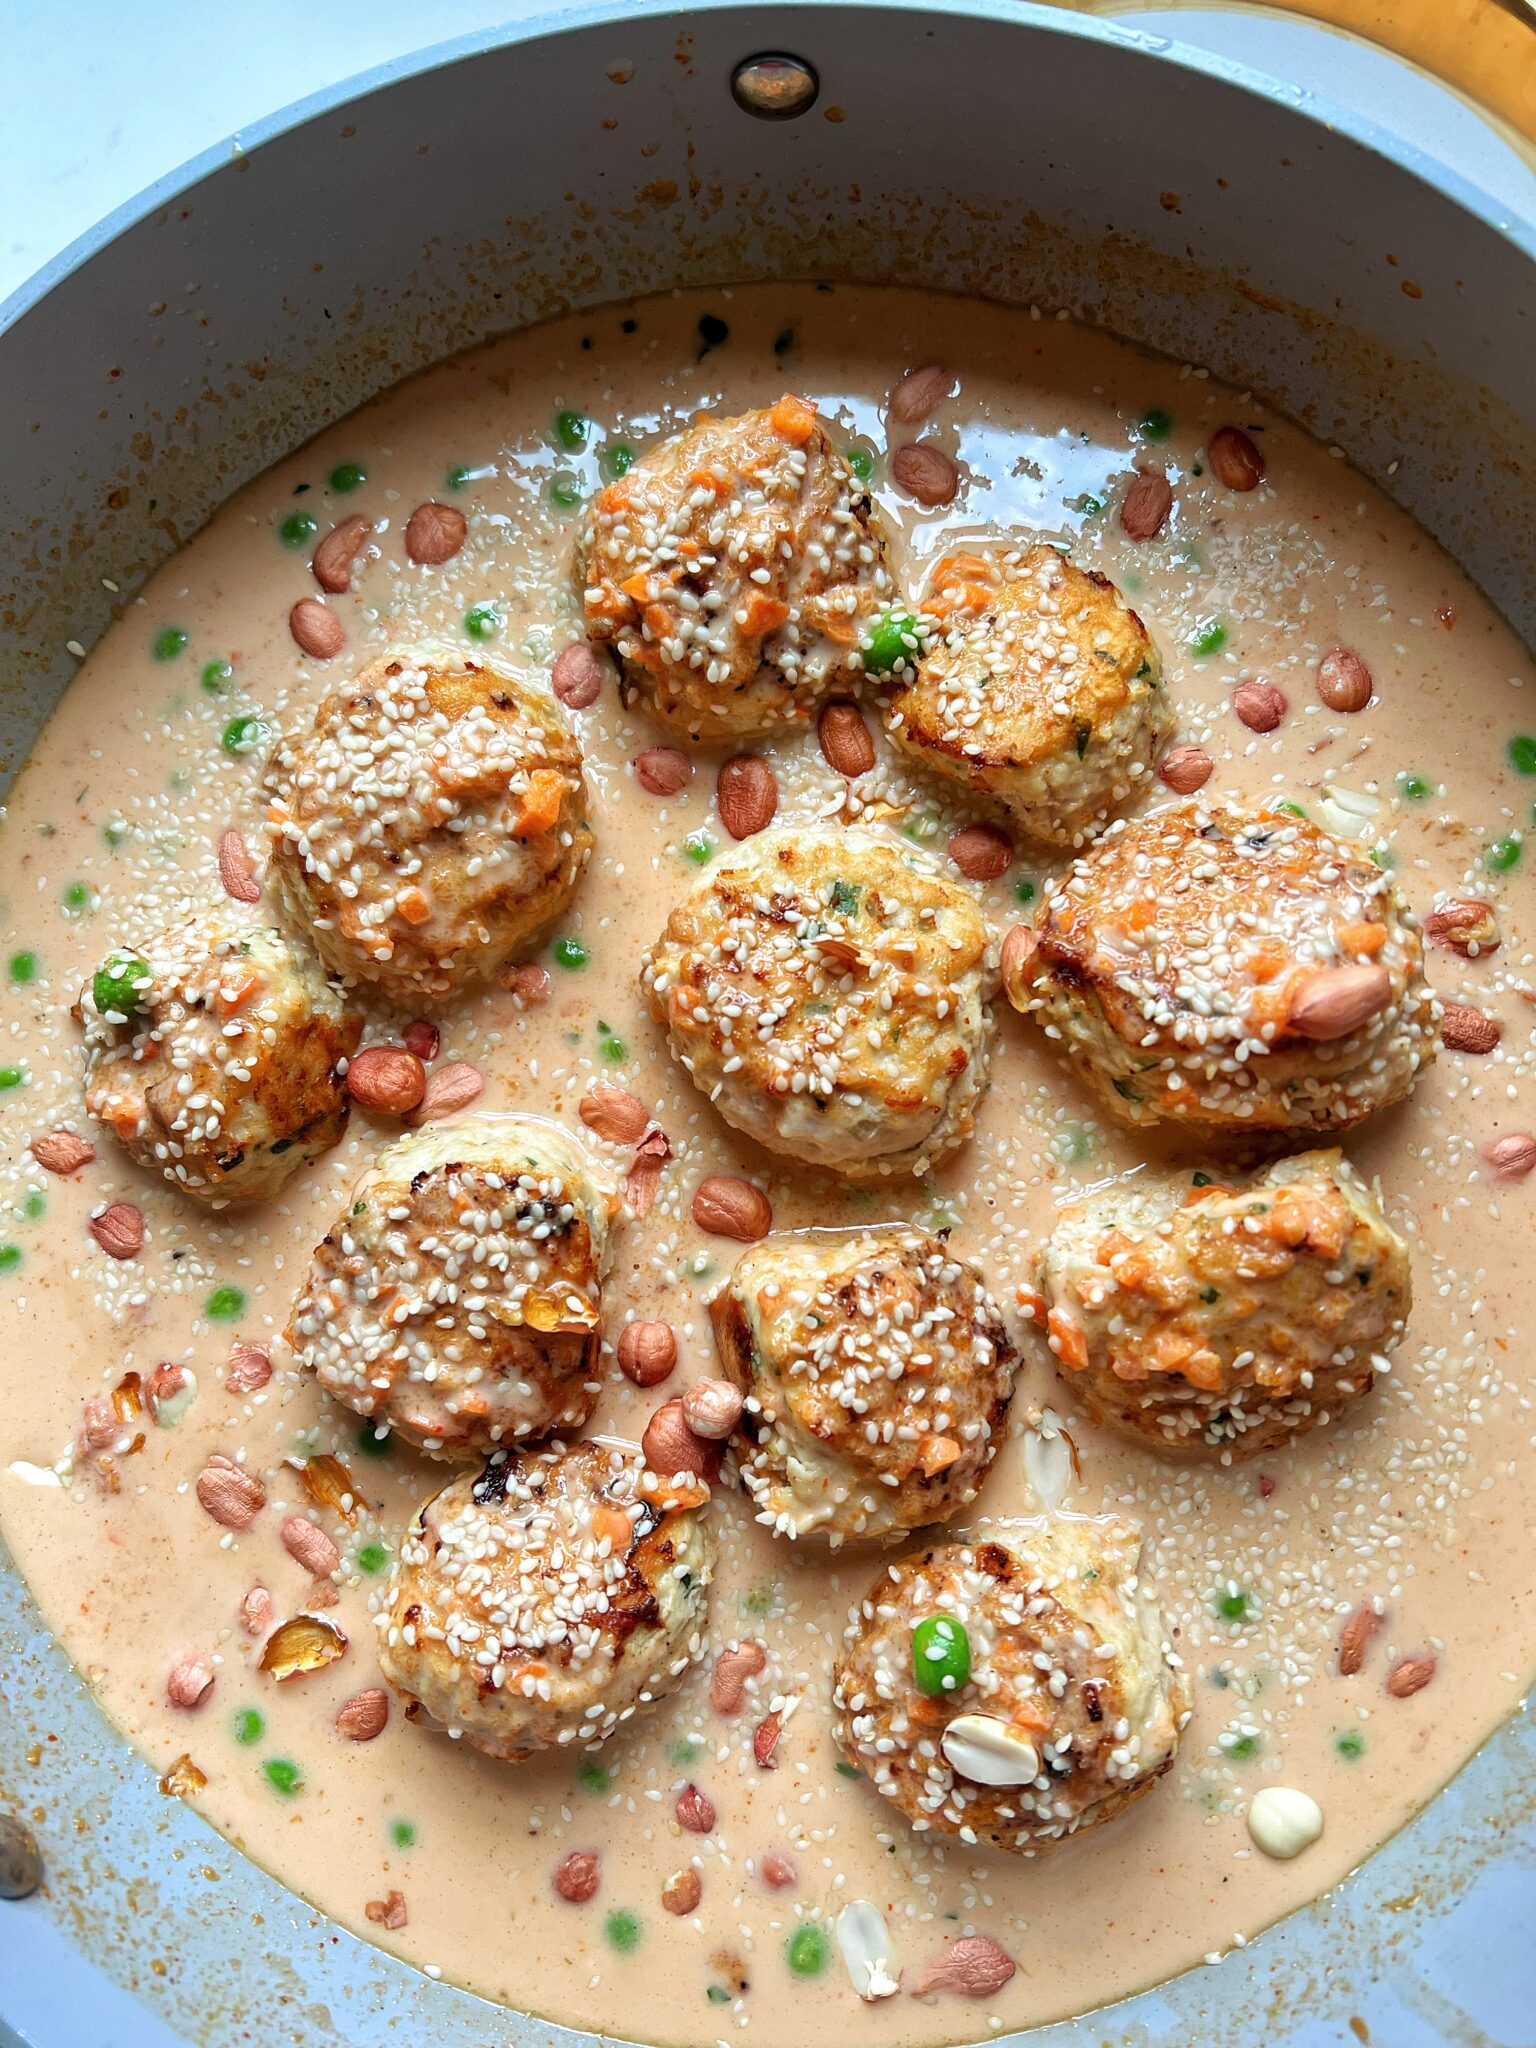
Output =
[
  {"x1": 1011, "y1": 800, "x2": 1437, "y2": 1133},
  {"x1": 832, "y1": 1518, "x2": 1188, "y2": 1853},
  {"x1": 886, "y1": 544, "x2": 1171, "y2": 848},
  {"x1": 287, "y1": 1115, "x2": 616, "y2": 1457},
  {"x1": 266, "y1": 650, "x2": 592, "y2": 1006},
  {"x1": 710, "y1": 1226, "x2": 1018, "y2": 1545},
  {"x1": 640, "y1": 827, "x2": 996, "y2": 1176},
  {"x1": 579, "y1": 395, "x2": 892, "y2": 739},
  {"x1": 378, "y1": 1439, "x2": 713, "y2": 1761},
  {"x1": 1033, "y1": 1149, "x2": 1409, "y2": 1456},
  {"x1": 77, "y1": 911, "x2": 360, "y2": 1205}
]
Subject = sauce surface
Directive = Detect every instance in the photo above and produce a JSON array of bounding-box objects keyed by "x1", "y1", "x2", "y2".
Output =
[{"x1": 2, "y1": 283, "x2": 1534, "y2": 2043}]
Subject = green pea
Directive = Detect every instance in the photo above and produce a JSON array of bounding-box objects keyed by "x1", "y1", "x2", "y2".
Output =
[
  {"x1": 9, "y1": 951, "x2": 38, "y2": 985},
  {"x1": 357, "y1": 1542, "x2": 389, "y2": 1574},
  {"x1": 1486, "y1": 835, "x2": 1524, "y2": 873},
  {"x1": 600, "y1": 1033, "x2": 626, "y2": 1064},
  {"x1": 555, "y1": 409, "x2": 591, "y2": 453},
  {"x1": 356, "y1": 1422, "x2": 393, "y2": 1459},
  {"x1": 0, "y1": 1067, "x2": 24, "y2": 1092},
  {"x1": 464, "y1": 602, "x2": 502, "y2": 641},
  {"x1": 1014, "y1": 878, "x2": 1036, "y2": 906},
  {"x1": 221, "y1": 713, "x2": 268, "y2": 756},
  {"x1": 706, "y1": 1985, "x2": 731, "y2": 2005},
  {"x1": 200, "y1": 659, "x2": 234, "y2": 695},
  {"x1": 552, "y1": 936, "x2": 589, "y2": 971},
  {"x1": 1215, "y1": 1586, "x2": 1251, "y2": 1623},
  {"x1": 1222, "y1": 1731, "x2": 1261, "y2": 1761},
  {"x1": 1073, "y1": 492, "x2": 1104, "y2": 516},
  {"x1": 786, "y1": 1924, "x2": 828, "y2": 1977},
  {"x1": 1187, "y1": 619, "x2": 1227, "y2": 658},
  {"x1": 152, "y1": 626, "x2": 189, "y2": 662},
  {"x1": 684, "y1": 830, "x2": 716, "y2": 867},
  {"x1": 577, "y1": 1757, "x2": 611, "y2": 1792},
  {"x1": 860, "y1": 606, "x2": 926, "y2": 680},
  {"x1": 834, "y1": 1760, "x2": 860, "y2": 1780},
  {"x1": 1138, "y1": 407, "x2": 1173, "y2": 441},
  {"x1": 0, "y1": 1245, "x2": 21, "y2": 1274},
  {"x1": 605, "y1": 1910, "x2": 641, "y2": 1953},
  {"x1": 206, "y1": 1285, "x2": 246, "y2": 1322},
  {"x1": 603, "y1": 443, "x2": 635, "y2": 480},
  {"x1": 263, "y1": 1757, "x2": 303, "y2": 1796},
  {"x1": 21, "y1": 1191, "x2": 45, "y2": 1222},
  {"x1": 63, "y1": 882, "x2": 90, "y2": 913},
  {"x1": 279, "y1": 511, "x2": 318, "y2": 548},
  {"x1": 390, "y1": 1818, "x2": 417, "y2": 1849},
  {"x1": 1397, "y1": 772, "x2": 1432, "y2": 801},
  {"x1": 92, "y1": 950, "x2": 151, "y2": 1019},
  {"x1": 1273, "y1": 800, "x2": 1308, "y2": 819},
  {"x1": 548, "y1": 473, "x2": 583, "y2": 512},
  {"x1": 846, "y1": 445, "x2": 876, "y2": 484},
  {"x1": 670, "y1": 1738, "x2": 703, "y2": 1766},
  {"x1": 328, "y1": 462, "x2": 366, "y2": 494},
  {"x1": 1509, "y1": 735, "x2": 1536, "y2": 775},
  {"x1": 232, "y1": 1707, "x2": 265, "y2": 1746},
  {"x1": 1053, "y1": 1126, "x2": 1093, "y2": 1166},
  {"x1": 911, "y1": 1615, "x2": 971, "y2": 1696},
  {"x1": 1335, "y1": 1730, "x2": 1365, "y2": 1761}
]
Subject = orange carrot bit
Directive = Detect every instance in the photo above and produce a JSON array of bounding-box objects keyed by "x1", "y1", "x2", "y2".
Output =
[
  {"x1": 917, "y1": 1435, "x2": 962, "y2": 1478},
  {"x1": 514, "y1": 769, "x2": 567, "y2": 839},
  {"x1": 214, "y1": 966, "x2": 261, "y2": 1015},
  {"x1": 1125, "y1": 897, "x2": 1157, "y2": 932},
  {"x1": 686, "y1": 467, "x2": 728, "y2": 496},
  {"x1": 394, "y1": 886, "x2": 433, "y2": 926},
  {"x1": 737, "y1": 591, "x2": 791, "y2": 638},
  {"x1": 1337, "y1": 921, "x2": 1388, "y2": 959},
  {"x1": 770, "y1": 393, "x2": 819, "y2": 445},
  {"x1": 643, "y1": 602, "x2": 675, "y2": 642},
  {"x1": 1046, "y1": 1306, "x2": 1089, "y2": 1372},
  {"x1": 928, "y1": 553, "x2": 1000, "y2": 616},
  {"x1": 1015, "y1": 1284, "x2": 1047, "y2": 1324},
  {"x1": 620, "y1": 571, "x2": 654, "y2": 603},
  {"x1": 592, "y1": 1503, "x2": 633, "y2": 1553},
  {"x1": 1246, "y1": 942, "x2": 1291, "y2": 985}
]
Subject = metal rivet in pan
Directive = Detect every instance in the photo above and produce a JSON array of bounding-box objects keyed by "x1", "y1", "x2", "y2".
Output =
[
  {"x1": 0, "y1": 1814, "x2": 43, "y2": 1900},
  {"x1": 730, "y1": 53, "x2": 820, "y2": 120}
]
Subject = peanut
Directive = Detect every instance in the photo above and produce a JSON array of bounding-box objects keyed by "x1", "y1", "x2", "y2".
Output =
[
  {"x1": 1232, "y1": 679, "x2": 1287, "y2": 733},
  {"x1": 911, "y1": 1935, "x2": 1017, "y2": 1999},
  {"x1": 1157, "y1": 744, "x2": 1214, "y2": 794},
  {"x1": 502, "y1": 962, "x2": 551, "y2": 1005},
  {"x1": 617, "y1": 1320, "x2": 677, "y2": 1388},
  {"x1": 716, "y1": 754, "x2": 778, "y2": 840},
  {"x1": 888, "y1": 362, "x2": 954, "y2": 425},
  {"x1": 1286, "y1": 964, "x2": 1391, "y2": 1041},
  {"x1": 578, "y1": 1084, "x2": 650, "y2": 1145},
  {"x1": 404, "y1": 500, "x2": 468, "y2": 566},
  {"x1": 30, "y1": 1129, "x2": 95, "y2": 1175},
  {"x1": 709, "y1": 1640, "x2": 766, "y2": 1715},
  {"x1": 1336, "y1": 1602, "x2": 1384, "y2": 1676},
  {"x1": 196, "y1": 1453, "x2": 266, "y2": 1530},
  {"x1": 1424, "y1": 897, "x2": 1499, "y2": 957},
  {"x1": 89, "y1": 1201, "x2": 144, "y2": 1260},
  {"x1": 553, "y1": 1851, "x2": 600, "y2": 1904},
  {"x1": 346, "y1": 1045, "x2": 427, "y2": 1116},
  {"x1": 289, "y1": 598, "x2": 345, "y2": 660},
  {"x1": 166, "y1": 1655, "x2": 216, "y2": 1711},
  {"x1": 1316, "y1": 647, "x2": 1372, "y2": 713},
  {"x1": 409, "y1": 1060, "x2": 484, "y2": 1124},
  {"x1": 1120, "y1": 472, "x2": 1172, "y2": 541},
  {"x1": 217, "y1": 828, "x2": 262, "y2": 904},
  {"x1": 662, "y1": 1867, "x2": 702, "y2": 1916},
  {"x1": 551, "y1": 641, "x2": 609, "y2": 709},
  {"x1": 1207, "y1": 425, "x2": 1265, "y2": 491},
  {"x1": 1482, "y1": 1131, "x2": 1536, "y2": 1181},
  {"x1": 281, "y1": 1514, "x2": 341, "y2": 1578},
  {"x1": 1000, "y1": 924, "x2": 1041, "y2": 1011},
  {"x1": 948, "y1": 823, "x2": 1012, "y2": 881},
  {"x1": 226, "y1": 1342, "x2": 272, "y2": 1394},
  {"x1": 403, "y1": 1019, "x2": 440, "y2": 1061},
  {"x1": 635, "y1": 746, "x2": 693, "y2": 795},
  {"x1": 818, "y1": 699, "x2": 876, "y2": 777},
  {"x1": 641, "y1": 1398, "x2": 722, "y2": 1484},
  {"x1": 692, "y1": 1175, "x2": 772, "y2": 1241},
  {"x1": 892, "y1": 441, "x2": 960, "y2": 506},
  {"x1": 312, "y1": 515, "x2": 373, "y2": 594},
  {"x1": 335, "y1": 1688, "x2": 390, "y2": 1741},
  {"x1": 1441, "y1": 1002, "x2": 1500, "y2": 1054},
  {"x1": 682, "y1": 1378, "x2": 744, "y2": 1440},
  {"x1": 675, "y1": 1782, "x2": 716, "y2": 1833},
  {"x1": 626, "y1": 1129, "x2": 671, "y2": 1218},
  {"x1": 752, "y1": 1711, "x2": 783, "y2": 1767},
  {"x1": 1385, "y1": 1652, "x2": 1437, "y2": 1698}
]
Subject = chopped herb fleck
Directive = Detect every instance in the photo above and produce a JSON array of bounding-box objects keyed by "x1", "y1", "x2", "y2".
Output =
[{"x1": 605, "y1": 1909, "x2": 641, "y2": 1953}]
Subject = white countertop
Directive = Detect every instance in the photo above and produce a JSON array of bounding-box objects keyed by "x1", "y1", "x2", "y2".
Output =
[{"x1": 2, "y1": 1, "x2": 1533, "y2": 307}]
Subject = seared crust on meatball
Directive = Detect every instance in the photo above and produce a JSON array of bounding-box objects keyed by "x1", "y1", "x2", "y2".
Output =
[
  {"x1": 579, "y1": 396, "x2": 892, "y2": 739},
  {"x1": 288, "y1": 1115, "x2": 616, "y2": 1458},
  {"x1": 832, "y1": 1519, "x2": 1189, "y2": 1853},
  {"x1": 709, "y1": 1226, "x2": 1018, "y2": 1545},
  {"x1": 1015, "y1": 801, "x2": 1437, "y2": 1133},
  {"x1": 378, "y1": 1440, "x2": 713, "y2": 1761},
  {"x1": 77, "y1": 910, "x2": 360, "y2": 1204},
  {"x1": 886, "y1": 545, "x2": 1171, "y2": 847},
  {"x1": 640, "y1": 827, "x2": 997, "y2": 1177},
  {"x1": 1034, "y1": 1149, "x2": 1408, "y2": 1456},
  {"x1": 266, "y1": 650, "x2": 592, "y2": 1006}
]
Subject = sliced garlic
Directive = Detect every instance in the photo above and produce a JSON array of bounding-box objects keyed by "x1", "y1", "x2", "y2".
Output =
[
  {"x1": 1315, "y1": 783, "x2": 1380, "y2": 841},
  {"x1": 1022, "y1": 1406, "x2": 1073, "y2": 1511},
  {"x1": 6, "y1": 1459, "x2": 64, "y2": 1489},
  {"x1": 940, "y1": 1713, "x2": 1041, "y2": 1786},
  {"x1": 835, "y1": 1899, "x2": 901, "y2": 2001},
  {"x1": 1247, "y1": 1785, "x2": 1323, "y2": 1860}
]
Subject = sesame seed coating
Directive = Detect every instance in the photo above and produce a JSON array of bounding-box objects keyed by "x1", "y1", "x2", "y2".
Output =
[
  {"x1": 710, "y1": 1224, "x2": 1019, "y2": 1545},
  {"x1": 579, "y1": 400, "x2": 892, "y2": 739},
  {"x1": 1021, "y1": 799, "x2": 1438, "y2": 1132},
  {"x1": 832, "y1": 1519, "x2": 1189, "y2": 1852},
  {"x1": 76, "y1": 909, "x2": 360, "y2": 1204},
  {"x1": 886, "y1": 543, "x2": 1172, "y2": 848},
  {"x1": 288, "y1": 1114, "x2": 617, "y2": 1458},
  {"x1": 1035, "y1": 1149, "x2": 1410, "y2": 1455},
  {"x1": 640, "y1": 826, "x2": 997, "y2": 1176},
  {"x1": 377, "y1": 1439, "x2": 713, "y2": 1761},
  {"x1": 266, "y1": 650, "x2": 592, "y2": 1006}
]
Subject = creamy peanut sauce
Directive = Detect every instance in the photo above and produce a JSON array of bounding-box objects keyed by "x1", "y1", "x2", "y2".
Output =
[{"x1": 2, "y1": 282, "x2": 1534, "y2": 2042}]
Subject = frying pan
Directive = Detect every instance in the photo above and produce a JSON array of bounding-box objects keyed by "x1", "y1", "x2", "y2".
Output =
[{"x1": 2, "y1": 5, "x2": 1533, "y2": 2043}]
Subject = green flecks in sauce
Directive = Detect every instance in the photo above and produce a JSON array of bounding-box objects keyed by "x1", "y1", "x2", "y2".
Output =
[
  {"x1": 263, "y1": 1757, "x2": 303, "y2": 1796},
  {"x1": 1052, "y1": 1126, "x2": 1094, "y2": 1166},
  {"x1": 786, "y1": 1924, "x2": 829, "y2": 1977},
  {"x1": 62, "y1": 882, "x2": 91, "y2": 914},
  {"x1": 552, "y1": 937, "x2": 589, "y2": 971},
  {"x1": 1014, "y1": 877, "x2": 1037, "y2": 906},
  {"x1": 605, "y1": 1910, "x2": 641, "y2": 1953},
  {"x1": 670, "y1": 1738, "x2": 703, "y2": 1766},
  {"x1": 1221, "y1": 1731, "x2": 1262, "y2": 1762},
  {"x1": 200, "y1": 659, "x2": 234, "y2": 695},
  {"x1": 846, "y1": 444, "x2": 876, "y2": 484},
  {"x1": 279, "y1": 511, "x2": 318, "y2": 548},
  {"x1": 1188, "y1": 619, "x2": 1227, "y2": 657},
  {"x1": 1335, "y1": 1730, "x2": 1366, "y2": 1761},
  {"x1": 1073, "y1": 492, "x2": 1105, "y2": 516},
  {"x1": 20, "y1": 1191, "x2": 45, "y2": 1223},
  {"x1": 577, "y1": 1758, "x2": 613, "y2": 1793},
  {"x1": 221, "y1": 714, "x2": 269, "y2": 756},
  {"x1": 356, "y1": 1422, "x2": 393, "y2": 1459},
  {"x1": 0, "y1": 1066, "x2": 28, "y2": 1092},
  {"x1": 1508, "y1": 734, "x2": 1536, "y2": 775},
  {"x1": 596, "y1": 1020, "x2": 626, "y2": 1064},
  {"x1": 860, "y1": 606, "x2": 925, "y2": 680},
  {"x1": 464, "y1": 602, "x2": 502, "y2": 642},
  {"x1": 1216, "y1": 1586, "x2": 1253, "y2": 1623},
  {"x1": 834, "y1": 1760, "x2": 860, "y2": 1780},
  {"x1": 232, "y1": 1707, "x2": 265, "y2": 1746},
  {"x1": 0, "y1": 1246, "x2": 21, "y2": 1275},
  {"x1": 92, "y1": 951, "x2": 149, "y2": 1017},
  {"x1": 390, "y1": 1818, "x2": 418, "y2": 1849},
  {"x1": 152, "y1": 626, "x2": 189, "y2": 662},
  {"x1": 206, "y1": 1286, "x2": 246, "y2": 1322},
  {"x1": 1397, "y1": 771, "x2": 1433, "y2": 800},
  {"x1": 683, "y1": 830, "x2": 716, "y2": 866}
]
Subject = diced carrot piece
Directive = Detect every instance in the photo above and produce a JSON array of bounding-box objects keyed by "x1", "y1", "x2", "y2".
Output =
[
  {"x1": 1046, "y1": 1306, "x2": 1088, "y2": 1372},
  {"x1": 1247, "y1": 943, "x2": 1290, "y2": 984},
  {"x1": 817, "y1": 609, "x2": 859, "y2": 647},
  {"x1": 620, "y1": 571, "x2": 654, "y2": 603},
  {"x1": 643, "y1": 602, "x2": 674, "y2": 640},
  {"x1": 931, "y1": 551, "x2": 1000, "y2": 591},
  {"x1": 737, "y1": 591, "x2": 791, "y2": 638},
  {"x1": 770, "y1": 393, "x2": 819, "y2": 445},
  {"x1": 918, "y1": 1435, "x2": 961, "y2": 1477},
  {"x1": 687, "y1": 468, "x2": 728, "y2": 495},
  {"x1": 1125, "y1": 897, "x2": 1157, "y2": 932},
  {"x1": 394, "y1": 886, "x2": 432, "y2": 926},
  {"x1": 514, "y1": 769, "x2": 567, "y2": 839},
  {"x1": 592, "y1": 1503, "x2": 633, "y2": 1553},
  {"x1": 215, "y1": 967, "x2": 261, "y2": 1015},
  {"x1": 1015, "y1": 1284, "x2": 1047, "y2": 1324},
  {"x1": 1337, "y1": 921, "x2": 1388, "y2": 958}
]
